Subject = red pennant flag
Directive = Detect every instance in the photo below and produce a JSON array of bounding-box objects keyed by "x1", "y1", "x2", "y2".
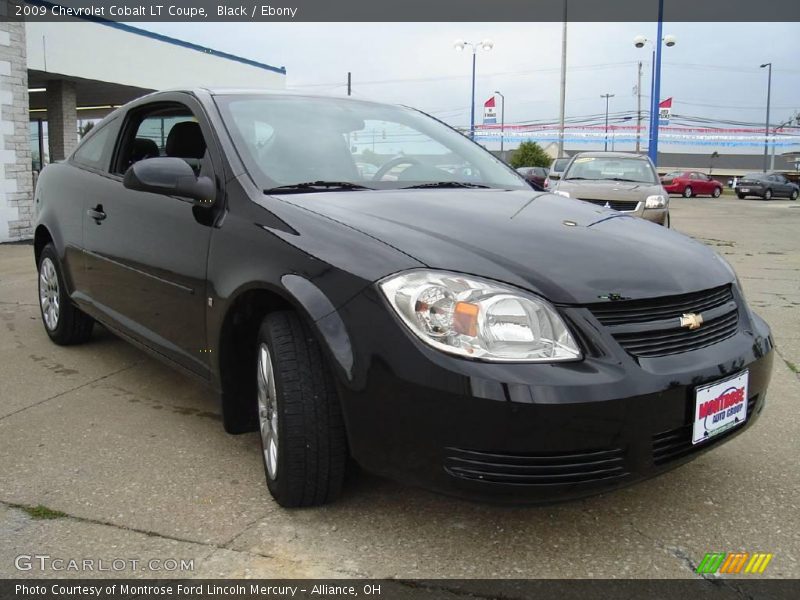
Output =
[
  {"x1": 659, "y1": 97, "x2": 673, "y2": 109},
  {"x1": 484, "y1": 96, "x2": 496, "y2": 108}
]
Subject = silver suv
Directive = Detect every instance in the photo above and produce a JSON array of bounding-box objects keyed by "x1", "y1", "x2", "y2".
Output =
[{"x1": 553, "y1": 152, "x2": 669, "y2": 226}]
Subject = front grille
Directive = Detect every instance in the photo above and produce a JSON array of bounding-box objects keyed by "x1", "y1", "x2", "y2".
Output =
[
  {"x1": 652, "y1": 395, "x2": 758, "y2": 466},
  {"x1": 579, "y1": 198, "x2": 640, "y2": 212},
  {"x1": 444, "y1": 447, "x2": 629, "y2": 486},
  {"x1": 587, "y1": 285, "x2": 739, "y2": 358}
]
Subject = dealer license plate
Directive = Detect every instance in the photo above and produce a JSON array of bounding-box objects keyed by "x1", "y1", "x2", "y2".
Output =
[
  {"x1": 692, "y1": 371, "x2": 748, "y2": 445},
  {"x1": 739, "y1": 188, "x2": 750, "y2": 193}
]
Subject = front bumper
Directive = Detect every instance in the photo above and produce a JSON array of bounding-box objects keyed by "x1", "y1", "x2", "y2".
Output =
[
  {"x1": 662, "y1": 183, "x2": 682, "y2": 194},
  {"x1": 329, "y1": 290, "x2": 774, "y2": 504}
]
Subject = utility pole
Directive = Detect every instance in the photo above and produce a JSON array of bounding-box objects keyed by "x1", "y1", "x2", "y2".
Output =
[
  {"x1": 557, "y1": 0, "x2": 568, "y2": 157},
  {"x1": 494, "y1": 91, "x2": 505, "y2": 160},
  {"x1": 347, "y1": 72, "x2": 351, "y2": 96},
  {"x1": 601, "y1": 93, "x2": 614, "y2": 151},
  {"x1": 636, "y1": 61, "x2": 643, "y2": 153},
  {"x1": 760, "y1": 62, "x2": 772, "y2": 172}
]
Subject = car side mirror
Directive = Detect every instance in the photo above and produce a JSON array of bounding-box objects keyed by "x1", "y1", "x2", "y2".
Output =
[
  {"x1": 549, "y1": 173, "x2": 561, "y2": 180},
  {"x1": 123, "y1": 157, "x2": 215, "y2": 206}
]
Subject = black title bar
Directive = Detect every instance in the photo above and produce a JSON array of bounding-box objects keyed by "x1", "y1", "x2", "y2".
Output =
[{"x1": 3, "y1": 0, "x2": 800, "y2": 22}]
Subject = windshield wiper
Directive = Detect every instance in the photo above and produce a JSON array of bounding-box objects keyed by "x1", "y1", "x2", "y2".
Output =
[
  {"x1": 564, "y1": 176, "x2": 589, "y2": 180},
  {"x1": 604, "y1": 177, "x2": 644, "y2": 183},
  {"x1": 401, "y1": 181, "x2": 490, "y2": 189},
  {"x1": 265, "y1": 181, "x2": 373, "y2": 194}
]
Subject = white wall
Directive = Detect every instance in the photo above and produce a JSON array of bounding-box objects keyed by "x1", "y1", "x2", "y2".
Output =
[{"x1": 26, "y1": 21, "x2": 285, "y2": 91}]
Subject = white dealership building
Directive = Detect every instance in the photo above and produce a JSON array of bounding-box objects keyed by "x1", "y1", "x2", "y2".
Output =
[{"x1": 0, "y1": 6, "x2": 286, "y2": 242}]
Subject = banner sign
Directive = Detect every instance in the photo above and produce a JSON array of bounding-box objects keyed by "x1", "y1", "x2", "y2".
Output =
[
  {"x1": 659, "y1": 97, "x2": 672, "y2": 126},
  {"x1": 483, "y1": 96, "x2": 497, "y2": 125}
]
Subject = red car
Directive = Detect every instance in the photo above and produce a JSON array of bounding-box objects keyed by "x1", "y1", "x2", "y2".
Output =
[{"x1": 661, "y1": 171, "x2": 723, "y2": 198}]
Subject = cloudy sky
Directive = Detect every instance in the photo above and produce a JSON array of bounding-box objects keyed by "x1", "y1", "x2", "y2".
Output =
[{"x1": 137, "y1": 21, "x2": 800, "y2": 154}]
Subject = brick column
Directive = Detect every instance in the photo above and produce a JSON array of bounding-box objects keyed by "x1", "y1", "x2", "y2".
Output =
[
  {"x1": 0, "y1": 3, "x2": 33, "y2": 242},
  {"x1": 46, "y1": 79, "x2": 78, "y2": 162}
]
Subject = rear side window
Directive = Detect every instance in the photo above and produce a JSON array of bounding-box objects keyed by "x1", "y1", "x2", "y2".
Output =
[{"x1": 71, "y1": 119, "x2": 118, "y2": 171}]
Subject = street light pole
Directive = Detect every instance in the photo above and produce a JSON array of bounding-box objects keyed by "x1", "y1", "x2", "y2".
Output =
[
  {"x1": 494, "y1": 90, "x2": 505, "y2": 159},
  {"x1": 760, "y1": 62, "x2": 772, "y2": 172},
  {"x1": 601, "y1": 93, "x2": 614, "y2": 151},
  {"x1": 454, "y1": 39, "x2": 494, "y2": 140},
  {"x1": 557, "y1": 0, "x2": 568, "y2": 156},
  {"x1": 635, "y1": 61, "x2": 643, "y2": 153},
  {"x1": 470, "y1": 48, "x2": 477, "y2": 140},
  {"x1": 650, "y1": 0, "x2": 665, "y2": 166}
]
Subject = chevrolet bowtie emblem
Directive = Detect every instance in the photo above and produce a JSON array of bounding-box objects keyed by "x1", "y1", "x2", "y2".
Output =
[{"x1": 680, "y1": 313, "x2": 704, "y2": 330}]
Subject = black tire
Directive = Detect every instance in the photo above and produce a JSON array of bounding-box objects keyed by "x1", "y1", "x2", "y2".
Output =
[
  {"x1": 737, "y1": 193, "x2": 746, "y2": 199},
  {"x1": 256, "y1": 310, "x2": 347, "y2": 507},
  {"x1": 683, "y1": 186, "x2": 693, "y2": 198},
  {"x1": 712, "y1": 187, "x2": 721, "y2": 198},
  {"x1": 791, "y1": 189, "x2": 798, "y2": 201},
  {"x1": 37, "y1": 243, "x2": 93, "y2": 345},
  {"x1": 764, "y1": 189, "x2": 772, "y2": 201},
  {"x1": 664, "y1": 213, "x2": 670, "y2": 228}
]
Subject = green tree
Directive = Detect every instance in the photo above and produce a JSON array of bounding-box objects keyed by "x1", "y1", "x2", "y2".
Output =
[{"x1": 509, "y1": 141, "x2": 551, "y2": 169}]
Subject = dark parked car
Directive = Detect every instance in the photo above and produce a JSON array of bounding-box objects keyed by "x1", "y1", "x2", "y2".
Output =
[
  {"x1": 34, "y1": 90, "x2": 773, "y2": 507},
  {"x1": 735, "y1": 172, "x2": 799, "y2": 200},
  {"x1": 661, "y1": 171, "x2": 723, "y2": 198},
  {"x1": 516, "y1": 166, "x2": 548, "y2": 190}
]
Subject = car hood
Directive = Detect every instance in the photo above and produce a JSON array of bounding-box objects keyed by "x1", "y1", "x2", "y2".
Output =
[
  {"x1": 555, "y1": 179, "x2": 664, "y2": 201},
  {"x1": 279, "y1": 189, "x2": 732, "y2": 304}
]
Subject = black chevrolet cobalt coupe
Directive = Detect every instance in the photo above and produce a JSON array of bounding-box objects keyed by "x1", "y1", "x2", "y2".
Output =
[{"x1": 34, "y1": 90, "x2": 773, "y2": 507}]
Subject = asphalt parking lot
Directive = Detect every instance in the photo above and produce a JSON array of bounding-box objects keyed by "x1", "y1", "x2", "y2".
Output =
[{"x1": 0, "y1": 196, "x2": 798, "y2": 580}]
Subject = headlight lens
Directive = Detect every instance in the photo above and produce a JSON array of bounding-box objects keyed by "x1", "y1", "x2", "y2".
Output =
[
  {"x1": 379, "y1": 270, "x2": 581, "y2": 362},
  {"x1": 554, "y1": 190, "x2": 571, "y2": 198},
  {"x1": 645, "y1": 194, "x2": 667, "y2": 209}
]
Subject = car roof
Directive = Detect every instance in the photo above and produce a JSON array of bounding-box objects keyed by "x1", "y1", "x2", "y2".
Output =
[{"x1": 571, "y1": 151, "x2": 649, "y2": 159}]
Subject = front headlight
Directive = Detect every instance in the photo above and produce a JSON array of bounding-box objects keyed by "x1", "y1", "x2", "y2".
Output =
[
  {"x1": 645, "y1": 194, "x2": 667, "y2": 209},
  {"x1": 379, "y1": 270, "x2": 581, "y2": 362}
]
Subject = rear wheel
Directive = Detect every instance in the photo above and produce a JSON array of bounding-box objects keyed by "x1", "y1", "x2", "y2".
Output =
[
  {"x1": 37, "y1": 243, "x2": 93, "y2": 345},
  {"x1": 256, "y1": 311, "x2": 347, "y2": 507},
  {"x1": 737, "y1": 193, "x2": 746, "y2": 199},
  {"x1": 764, "y1": 189, "x2": 772, "y2": 201},
  {"x1": 790, "y1": 189, "x2": 798, "y2": 201},
  {"x1": 712, "y1": 187, "x2": 721, "y2": 198},
  {"x1": 683, "y1": 186, "x2": 693, "y2": 198}
]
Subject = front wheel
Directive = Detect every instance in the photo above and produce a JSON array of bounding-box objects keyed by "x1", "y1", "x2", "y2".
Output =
[
  {"x1": 256, "y1": 311, "x2": 347, "y2": 507},
  {"x1": 790, "y1": 189, "x2": 798, "y2": 201},
  {"x1": 683, "y1": 186, "x2": 693, "y2": 198},
  {"x1": 764, "y1": 189, "x2": 772, "y2": 201},
  {"x1": 38, "y1": 243, "x2": 93, "y2": 345},
  {"x1": 712, "y1": 187, "x2": 721, "y2": 198},
  {"x1": 737, "y1": 193, "x2": 746, "y2": 199}
]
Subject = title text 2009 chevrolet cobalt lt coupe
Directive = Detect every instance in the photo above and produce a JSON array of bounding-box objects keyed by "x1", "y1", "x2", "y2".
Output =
[{"x1": 34, "y1": 90, "x2": 773, "y2": 506}]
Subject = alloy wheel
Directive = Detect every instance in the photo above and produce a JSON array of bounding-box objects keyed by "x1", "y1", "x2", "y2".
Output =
[
  {"x1": 257, "y1": 342, "x2": 279, "y2": 480},
  {"x1": 39, "y1": 257, "x2": 60, "y2": 331}
]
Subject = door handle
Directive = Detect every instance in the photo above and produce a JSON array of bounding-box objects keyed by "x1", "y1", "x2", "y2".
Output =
[{"x1": 87, "y1": 205, "x2": 106, "y2": 223}]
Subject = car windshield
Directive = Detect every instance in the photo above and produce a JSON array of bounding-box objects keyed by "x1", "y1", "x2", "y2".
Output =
[
  {"x1": 564, "y1": 156, "x2": 657, "y2": 184},
  {"x1": 551, "y1": 158, "x2": 570, "y2": 172},
  {"x1": 215, "y1": 94, "x2": 528, "y2": 192}
]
